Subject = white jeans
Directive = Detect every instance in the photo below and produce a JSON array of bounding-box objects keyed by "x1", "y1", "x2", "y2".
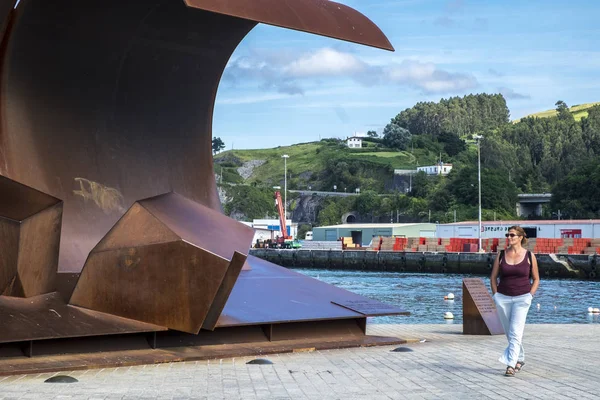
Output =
[{"x1": 493, "y1": 292, "x2": 533, "y2": 368}]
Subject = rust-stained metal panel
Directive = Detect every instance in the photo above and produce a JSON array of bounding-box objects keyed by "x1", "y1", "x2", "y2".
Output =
[
  {"x1": 0, "y1": 218, "x2": 19, "y2": 294},
  {"x1": 11, "y1": 203, "x2": 62, "y2": 297},
  {"x1": 0, "y1": 0, "x2": 257, "y2": 272},
  {"x1": 138, "y1": 193, "x2": 254, "y2": 262},
  {"x1": 216, "y1": 256, "x2": 409, "y2": 327},
  {"x1": 0, "y1": 328, "x2": 404, "y2": 376},
  {"x1": 185, "y1": 0, "x2": 394, "y2": 51},
  {"x1": 70, "y1": 240, "x2": 230, "y2": 334},
  {"x1": 202, "y1": 251, "x2": 247, "y2": 331},
  {"x1": 0, "y1": 0, "x2": 403, "y2": 367},
  {"x1": 54, "y1": 272, "x2": 80, "y2": 302},
  {"x1": 0, "y1": 0, "x2": 391, "y2": 273},
  {"x1": 71, "y1": 193, "x2": 253, "y2": 333},
  {"x1": 0, "y1": 175, "x2": 61, "y2": 222},
  {"x1": 94, "y1": 202, "x2": 180, "y2": 252},
  {"x1": 0, "y1": 176, "x2": 62, "y2": 297},
  {"x1": 0, "y1": 292, "x2": 166, "y2": 344}
]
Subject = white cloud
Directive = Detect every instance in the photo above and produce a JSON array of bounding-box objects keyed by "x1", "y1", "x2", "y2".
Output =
[
  {"x1": 385, "y1": 60, "x2": 478, "y2": 92},
  {"x1": 221, "y1": 48, "x2": 479, "y2": 102},
  {"x1": 284, "y1": 48, "x2": 367, "y2": 77}
]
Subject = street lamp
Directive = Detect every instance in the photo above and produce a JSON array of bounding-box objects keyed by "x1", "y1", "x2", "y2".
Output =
[
  {"x1": 282, "y1": 154, "x2": 289, "y2": 221},
  {"x1": 473, "y1": 135, "x2": 483, "y2": 252}
]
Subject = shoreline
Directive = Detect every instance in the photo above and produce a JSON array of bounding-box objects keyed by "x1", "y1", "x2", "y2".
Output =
[{"x1": 249, "y1": 248, "x2": 599, "y2": 280}]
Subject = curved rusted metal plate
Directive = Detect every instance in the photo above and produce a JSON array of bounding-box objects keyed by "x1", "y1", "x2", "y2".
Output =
[
  {"x1": 0, "y1": 0, "x2": 256, "y2": 272},
  {"x1": 0, "y1": 0, "x2": 392, "y2": 273},
  {"x1": 185, "y1": 0, "x2": 394, "y2": 51}
]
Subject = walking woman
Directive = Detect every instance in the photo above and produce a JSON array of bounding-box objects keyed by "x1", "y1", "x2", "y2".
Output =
[{"x1": 490, "y1": 225, "x2": 540, "y2": 377}]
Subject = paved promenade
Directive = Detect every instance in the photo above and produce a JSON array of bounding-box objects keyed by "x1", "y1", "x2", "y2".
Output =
[{"x1": 0, "y1": 324, "x2": 598, "y2": 399}]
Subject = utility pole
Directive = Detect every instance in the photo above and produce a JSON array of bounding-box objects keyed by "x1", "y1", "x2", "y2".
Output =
[
  {"x1": 474, "y1": 135, "x2": 483, "y2": 252},
  {"x1": 282, "y1": 154, "x2": 289, "y2": 222}
]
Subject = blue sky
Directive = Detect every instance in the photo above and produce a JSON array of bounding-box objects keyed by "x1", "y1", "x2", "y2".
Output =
[{"x1": 213, "y1": 0, "x2": 600, "y2": 150}]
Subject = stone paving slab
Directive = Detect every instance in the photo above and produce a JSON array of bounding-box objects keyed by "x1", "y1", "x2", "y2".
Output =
[{"x1": 0, "y1": 324, "x2": 598, "y2": 399}]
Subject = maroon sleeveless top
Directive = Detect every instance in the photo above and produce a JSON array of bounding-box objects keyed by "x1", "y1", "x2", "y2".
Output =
[{"x1": 497, "y1": 251, "x2": 532, "y2": 296}]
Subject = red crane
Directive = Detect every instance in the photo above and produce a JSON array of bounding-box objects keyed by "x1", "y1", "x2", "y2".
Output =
[{"x1": 274, "y1": 190, "x2": 290, "y2": 241}]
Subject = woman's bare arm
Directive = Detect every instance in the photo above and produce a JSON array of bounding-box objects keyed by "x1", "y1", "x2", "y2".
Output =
[
  {"x1": 530, "y1": 252, "x2": 540, "y2": 296},
  {"x1": 490, "y1": 252, "x2": 501, "y2": 294}
]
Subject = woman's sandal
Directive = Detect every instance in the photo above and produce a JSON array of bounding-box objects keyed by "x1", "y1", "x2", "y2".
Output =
[
  {"x1": 515, "y1": 361, "x2": 525, "y2": 372},
  {"x1": 504, "y1": 366, "x2": 516, "y2": 377}
]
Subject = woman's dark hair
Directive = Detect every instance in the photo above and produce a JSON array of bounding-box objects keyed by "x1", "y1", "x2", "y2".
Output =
[{"x1": 508, "y1": 225, "x2": 528, "y2": 245}]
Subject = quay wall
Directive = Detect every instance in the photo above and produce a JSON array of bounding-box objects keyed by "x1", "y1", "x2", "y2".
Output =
[{"x1": 249, "y1": 249, "x2": 599, "y2": 280}]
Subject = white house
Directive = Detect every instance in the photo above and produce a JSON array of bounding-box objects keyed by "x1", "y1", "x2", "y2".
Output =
[
  {"x1": 346, "y1": 136, "x2": 363, "y2": 148},
  {"x1": 417, "y1": 162, "x2": 453, "y2": 176}
]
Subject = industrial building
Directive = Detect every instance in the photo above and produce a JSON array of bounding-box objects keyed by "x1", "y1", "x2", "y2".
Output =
[
  {"x1": 437, "y1": 220, "x2": 600, "y2": 239},
  {"x1": 312, "y1": 223, "x2": 437, "y2": 246}
]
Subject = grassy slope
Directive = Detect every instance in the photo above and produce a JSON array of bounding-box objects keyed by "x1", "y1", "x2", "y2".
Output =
[
  {"x1": 515, "y1": 102, "x2": 600, "y2": 122},
  {"x1": 214, "y1": 141, "x2": 438, "y2": 187}
]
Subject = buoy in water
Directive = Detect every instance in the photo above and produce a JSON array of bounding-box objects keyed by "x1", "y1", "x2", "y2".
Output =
[
  {"x1": 588, "y1": 307, "x2": 594, "y2": 313},
  {"x1": 444, "y1": 293, "x2": 455, "y2": 301},
  {"x1": 444, "y1": 312, "x2": 454, "y2": 319},
  {"x1": 593, "y1": 308, "x2": 600, "y2": 314}
]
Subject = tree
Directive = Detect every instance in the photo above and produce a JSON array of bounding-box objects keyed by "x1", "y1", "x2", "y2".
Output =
[
  {"x1": 353, "y1": 191, "x2": 381, "y2": 219},
  {"x1": 582, "y1": 105, "x2": 600, "y2": 156},
  {"x1": 551, "y1": 159, "x2": 600, "y2": 218},
  {"x1": 555, "y1": 100, "x2": 572, "y2": 121},
  {"x1": 409, "y1": 171, "x2": 434, "y2": 198},
  {"x1": 367, "y1": 130, "x2": 378, "y2": 138},
  {"x1": 223, "y1": 186, "x2": 273, "y2": 220},
  {"x1": 438, "y1": 131, "x2": 466, "y2": 157},
  {"x1": 317, "y1": 199, "x2": 344, "y2": 226},
  {"x1": 382, "y1": 123, "x2": 411, "y2": 150},
  {"x1": 212, "y1": 137, "x2": 225, "y2": 154}
]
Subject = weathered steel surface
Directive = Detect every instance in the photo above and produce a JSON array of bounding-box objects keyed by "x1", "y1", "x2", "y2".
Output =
[
  {"x1": 134, "y1": 193, "x2": 254, "y2": 263},
  {"x1": 202, "y1": 251, "x2": 247, "y2": 331},
  {"x1": 0, "y1": 0, "x2": 256, "y2": 272},
  {"x1": 462, "y1": 278, "x2": 504, "y2": 335},
  {"x1": 215, "y1": 255, "x2": 409, "y2": 327},
  {"x1": 70, "y1": 193, "x2": 254, "y2": 334},
  {"x1": 0, "y1": 328, "x2": 404, "y2": 376},
  {"x1": 0, "y1": 176, "x2": 62, "y2": 297},
  {"x1": 185, "y1": 0, "x2": 394, "y2": 51},
  {"x1": 0, "y1": 292, "x2": 166, "y2": 344},
  {"x1": 0, "y1": 0, "x2": 401, "y2": 368},
  {"x1": 0, "y1": 0, "x2": 392, "y2": 274}
]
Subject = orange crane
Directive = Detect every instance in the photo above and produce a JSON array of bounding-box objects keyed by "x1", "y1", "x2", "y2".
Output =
[{"x1": 274, "y1": 191, "x2": 290, "y2": 246}]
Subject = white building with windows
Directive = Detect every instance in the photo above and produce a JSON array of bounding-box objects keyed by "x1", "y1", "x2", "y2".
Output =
[
  {"x1": 417, "y1": 162, "x2": 453, "y2": 176},
  {"x1": 346, "y1": 136, "x2": 363, "y2": 148}
]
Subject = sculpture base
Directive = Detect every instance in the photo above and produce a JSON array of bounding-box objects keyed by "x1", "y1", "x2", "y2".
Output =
[{"x1": 0, "y1": 321, "x2": 405, "y2": 376}]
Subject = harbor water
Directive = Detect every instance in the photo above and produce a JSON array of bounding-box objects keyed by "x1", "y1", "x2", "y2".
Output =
[{"x1": 292, "y1": 268, "x2": 600, "y2": 325}]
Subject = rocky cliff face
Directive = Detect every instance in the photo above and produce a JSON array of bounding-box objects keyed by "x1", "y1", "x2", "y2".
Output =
[{"x1": 291, "y1": 194, "x2": 324, "y2": 224}]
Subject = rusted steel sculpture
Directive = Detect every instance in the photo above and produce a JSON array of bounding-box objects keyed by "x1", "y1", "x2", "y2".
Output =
[
  {"x1": 0, "y1": 176, "x2": 62, "y2": 298},
  {"x1": 0, "y1": 0, "x2": 406, "y2": 373},
  {"x1": 70, "y1": 192, "x2": 254, "y2": 334}
]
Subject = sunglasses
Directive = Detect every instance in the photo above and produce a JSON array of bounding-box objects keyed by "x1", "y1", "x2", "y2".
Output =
[{"x1": 505, "y1": 233, "x2": 520, "y2": 238}]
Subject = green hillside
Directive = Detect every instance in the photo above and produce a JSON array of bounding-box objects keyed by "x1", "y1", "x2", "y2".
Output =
[
  {"x1": 515, "y1": 102, "x2": 600, "y2": 122},
  {"x1": 213, "y1": 139, "x2": 438, "y2": 192}
]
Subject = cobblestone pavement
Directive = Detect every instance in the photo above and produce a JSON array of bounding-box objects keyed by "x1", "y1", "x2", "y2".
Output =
[{"x1": 1, "y1": 324, "x2": 598, "y2": 399}]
